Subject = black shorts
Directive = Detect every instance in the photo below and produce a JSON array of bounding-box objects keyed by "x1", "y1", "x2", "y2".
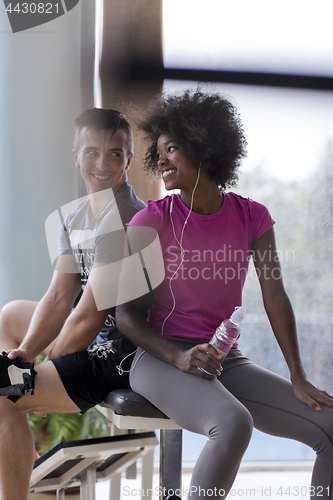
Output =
[{"x1": 51, "y1": 338, "x2": 136, "y2": 413}]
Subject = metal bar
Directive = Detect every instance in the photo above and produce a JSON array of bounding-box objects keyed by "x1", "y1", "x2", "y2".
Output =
[
  {"x1": 109, "y1": 474, "x2": 121, "y2": 500},
  {"x1": 126, "y1": 430, "x2": 137, "y2": 479},
  {"x1": 159, "y1": 429, "x2": 182, "y2": 500},
  {"x1": 80, "y1": 468, "x2": 96, "y2": 500},
  {"x1": 142, "y1": 449, "x2": 154, "y2": 500},
  {"x1": 126, "y1": 64, "x2": 333, "y2": 91},
  {"x1": 56, "y1": 488, "x2": 66, "y2": 500}
]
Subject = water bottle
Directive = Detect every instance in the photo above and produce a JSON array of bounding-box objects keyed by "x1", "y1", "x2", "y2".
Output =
[{"x1": 209, "y1": 307, "x2": 246, "y2": 361}]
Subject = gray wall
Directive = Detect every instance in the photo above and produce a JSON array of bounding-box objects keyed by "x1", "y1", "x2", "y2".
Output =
[{"x1": 0, "y1": 4, "x2": 88, "y2": 304}]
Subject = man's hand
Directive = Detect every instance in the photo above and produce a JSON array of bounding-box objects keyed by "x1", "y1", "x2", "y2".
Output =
[
  {"x1": 6, "y1": 348, "x2": 31, "y2": 362},
  {"x1": 4, "y1": 351, "x2": 48, "y2": 416},
  {"x1": 291, "y1": 373, "x2": 333, "y2": 411},
  {"x1": 175, "y1": 343, "x2": 223, "y2": 379}
]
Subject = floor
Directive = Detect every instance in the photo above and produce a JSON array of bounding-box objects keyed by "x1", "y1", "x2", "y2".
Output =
[{"x1": 28, "y1": 462, "x2": 314, "y2": 499}]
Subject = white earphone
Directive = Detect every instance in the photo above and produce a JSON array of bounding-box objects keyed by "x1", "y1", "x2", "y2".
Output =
[
  {"x1": 117, "y1": 166, "x2": 201, "y2": 373},
  {"x1": 161, "y1": 167, "x2": 201, "y2": 336}
]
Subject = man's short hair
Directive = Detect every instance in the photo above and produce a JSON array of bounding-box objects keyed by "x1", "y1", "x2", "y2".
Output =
[{"x1": 74, "y1": 108, "x2": 133, "y2": 155}]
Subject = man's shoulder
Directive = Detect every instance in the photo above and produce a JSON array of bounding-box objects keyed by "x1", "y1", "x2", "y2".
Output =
[
  {"x1": 115, "y1": 183, "x2": 146, "y2": 224},
  {"x1": 63, "y1": 198, "x2": 90, "y2": 229}
]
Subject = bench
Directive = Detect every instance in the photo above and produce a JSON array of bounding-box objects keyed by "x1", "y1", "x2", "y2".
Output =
[
  {"x1": 29, "y1": 431, "x2": 158, "y2": 499},
  {"x1": 29, "y1": 389, "x2": 183, "y2": 499},
  {"x1": 97, "y1": 389, "x2": 183, "y2": 500}
]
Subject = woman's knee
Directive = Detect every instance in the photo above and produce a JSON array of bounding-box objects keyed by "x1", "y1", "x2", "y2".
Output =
[
  {"x1": 233, "y1": 407, "x2": 253, "y2": 451},
  {"x1": 232, "y1": 404, "x2": 253, "y2": 441},
  {"x1": 210, "y1": 401, "x2": 253, "y2": 443},
  {"x1": 311, "y1": 406, "x2": 333, "y2": 455},
  {"x1": 205, "y1": 403, "x2": 253, "y2": 464}
]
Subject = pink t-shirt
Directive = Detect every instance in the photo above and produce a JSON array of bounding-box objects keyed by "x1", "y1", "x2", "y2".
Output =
[{"x1": 128, "y1": 192, "x2": 275, "y2": 345}]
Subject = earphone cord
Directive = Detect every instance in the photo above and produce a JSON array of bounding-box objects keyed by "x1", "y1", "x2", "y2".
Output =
[
  {"x1": 161, "y1": 167, "x2": 201, "y2": 337},
  {"x1": 116, "y1": 167, "x2": 201, "y2": 375},
  {"x1": 116, "y1": 348, "x2": 139, "y2": 375}
]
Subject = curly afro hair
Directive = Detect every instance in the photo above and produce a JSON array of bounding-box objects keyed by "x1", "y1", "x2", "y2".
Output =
[{"x1": 139, "y1": 89, "x2": 247, "y2": 190}]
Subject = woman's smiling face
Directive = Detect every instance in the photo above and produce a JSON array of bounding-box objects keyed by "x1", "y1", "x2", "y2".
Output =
[{"x1": 157, "y1": 134, "x2": 199, "y2": 192}]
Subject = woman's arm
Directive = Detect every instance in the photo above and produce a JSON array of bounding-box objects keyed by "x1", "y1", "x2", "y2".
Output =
[
  {"x1": 252, "y1": 227, "x2": 333, "y2": 410},
  {"x1": 116, "y1": 293, "x2": 223, "y2": 380}
]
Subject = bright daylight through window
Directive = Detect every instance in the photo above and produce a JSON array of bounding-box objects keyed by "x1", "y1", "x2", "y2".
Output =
[{"x1": 162, "y1": 0, "x2": 333, "y2": 462}]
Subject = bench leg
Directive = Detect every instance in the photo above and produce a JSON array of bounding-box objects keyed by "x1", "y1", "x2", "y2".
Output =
[
  {"x1": 109, "y1": 473, "x2": 121, "y2": 500},
  {"x1": 160, "y1": 429, "x2": 182, "y2": 499},
  {"x1": 80, "y1": 468, "x2": 96, "y2": 500},
  {"x1": 56, "y1": 488, "x2": 65, "y2": 500},
  {"x1": 142, "y1": 449, "x2": 154, "y2": 500},
  {"x1": 126, "y1": 430, "x2": 137, "y2": 479}
]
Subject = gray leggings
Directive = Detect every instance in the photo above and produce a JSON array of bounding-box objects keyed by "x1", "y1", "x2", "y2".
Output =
[{"x1": 130, "y1": 344, "x2": 333, "y2": 500}]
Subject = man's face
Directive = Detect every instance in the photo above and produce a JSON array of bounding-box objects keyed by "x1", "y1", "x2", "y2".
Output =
[{"x1": 73, "y1": 127, "x2": 133, "y2": 194}]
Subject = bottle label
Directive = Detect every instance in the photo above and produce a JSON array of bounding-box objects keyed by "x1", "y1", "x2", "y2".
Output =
[{"x1": 210, "y1": 336, "x2": 230, "y2": 355}]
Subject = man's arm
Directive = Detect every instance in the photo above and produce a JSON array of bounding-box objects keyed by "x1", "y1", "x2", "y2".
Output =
[
  {"x1": 46, "y1": 256, "x2": 123, "y2": 358},
  {"x1": 11, "y1": 228, "x2": 132, "y2": 361},
  {"x1": 8, "y1": 259, "x2": 82, "y2": 362},
  {"x1": 252, "y1": 227, "x2": 333, "y2": 410},
  {"x1": 46, "y1": 276, "x2": 112, "y2": 359}
]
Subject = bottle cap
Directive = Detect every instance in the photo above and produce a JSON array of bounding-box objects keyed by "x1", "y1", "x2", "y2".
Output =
[{"x1": 230, "y1": 306, "x2": 246, "y2": 324}]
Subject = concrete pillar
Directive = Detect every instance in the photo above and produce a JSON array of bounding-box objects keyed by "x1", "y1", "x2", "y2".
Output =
[{"x1": 99, "y1": 0, "x2": 163, "y2": 203}]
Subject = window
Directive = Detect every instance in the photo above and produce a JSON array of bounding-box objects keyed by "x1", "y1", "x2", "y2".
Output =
[{"x1": 162, "y1": 0, "x2": 333, "y2": 462}]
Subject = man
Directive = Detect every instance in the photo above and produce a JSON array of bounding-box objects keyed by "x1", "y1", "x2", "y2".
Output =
[
  {"x1": 0, "y1": 108, "x2": 146, "y2": 499},
  {"x1": 0, "y1": 108, "x2": 145, "y2": 359}
]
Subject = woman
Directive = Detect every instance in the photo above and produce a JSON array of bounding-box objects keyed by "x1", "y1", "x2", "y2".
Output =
[{"x1": 116, "y1": 90, "x2": 333, "y2": 499}]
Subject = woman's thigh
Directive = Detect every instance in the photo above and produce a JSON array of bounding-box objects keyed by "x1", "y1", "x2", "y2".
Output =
[
  {"x1": 219, "y1": 358, "x2": 333, "y2": 449},
  {"x1": 220, "y1": 357, "x2": 333, "y2": 495},
  {"x1": 130, "y1": 348, "x2": 253, "y2": 437}
]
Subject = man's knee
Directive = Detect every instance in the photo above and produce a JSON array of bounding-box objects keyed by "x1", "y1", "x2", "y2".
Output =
[
  {"x1": 0, "y1": 300, "x2": 36, "y2": 345},
  {"x1": 0, "y1": 301, "x2": 17, "y2": 322},
  {"x1": 0, "y1": 300, "x2": 25, "y2": 328},
  {"x1": 0, "y1": 302, "x2": 18, "y2": 344}
]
